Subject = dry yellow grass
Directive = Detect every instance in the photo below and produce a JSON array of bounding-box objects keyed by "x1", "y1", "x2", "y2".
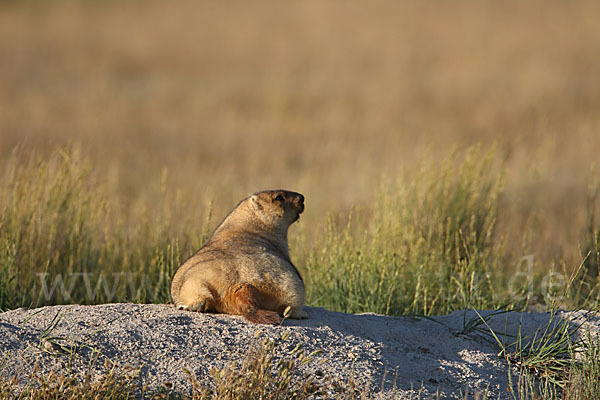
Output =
[{"x1": 0, "y1": 0, "x2": 599, "y2": 268}]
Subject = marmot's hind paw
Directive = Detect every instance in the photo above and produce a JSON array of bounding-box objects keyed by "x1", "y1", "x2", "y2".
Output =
[
  {"x1": 228, "y1": 283, "x2": 282, "y2": 325},
  {"x1": 249, "y1": 309, "x2": 282, "y2": 325},
  {"x1": 294, "y1": 310, "x2": 308, "y2": 319}
]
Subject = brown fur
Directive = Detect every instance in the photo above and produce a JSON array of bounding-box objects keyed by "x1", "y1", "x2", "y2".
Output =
[{"x1": 170, "y1": 190, "x2": 307, "y2": 325}]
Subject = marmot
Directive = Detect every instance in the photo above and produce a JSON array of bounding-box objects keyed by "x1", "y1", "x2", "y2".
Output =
[{"x1": 170, "y1": 189, "x2": 307, "y2": 325}]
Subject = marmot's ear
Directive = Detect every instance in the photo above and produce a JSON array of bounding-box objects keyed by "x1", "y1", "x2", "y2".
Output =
[{"x1": 250, "y1": 195, "x2": 263, "y2": 211}]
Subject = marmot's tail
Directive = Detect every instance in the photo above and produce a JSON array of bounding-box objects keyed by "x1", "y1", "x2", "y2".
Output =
[{"x1": 223, "y1": 284, "x2": 281, "y2": 325}]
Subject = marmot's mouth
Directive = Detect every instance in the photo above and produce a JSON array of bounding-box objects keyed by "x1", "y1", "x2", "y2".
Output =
[
  {"x1": 293, "y1": 205, "x2": 303, "y2": 221},
  {"x1": 292, "y1": 197, "x2": 304, "y2": 221}
]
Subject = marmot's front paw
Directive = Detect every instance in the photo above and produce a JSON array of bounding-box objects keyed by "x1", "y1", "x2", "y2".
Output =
[
  {"x1": 291, "y1": 309, "x2": 308, "y2": 319},
  {"x1": 177, "y1": 299, "x2": 209, "y2": 312}
]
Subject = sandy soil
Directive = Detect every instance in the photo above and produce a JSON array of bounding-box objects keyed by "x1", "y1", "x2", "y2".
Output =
[{"x1": 0, "y1": 304, "x2": 597, "y2": 399}]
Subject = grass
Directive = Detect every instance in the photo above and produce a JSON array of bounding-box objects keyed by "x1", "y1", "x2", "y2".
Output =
[
  {"x1": 0, "y1": 149, "x2": 204, "y2": 309},
  {"x1": 305, "y1": 147, "x2": 507, "y2": 315},
  {"x1": 480, "y1": 311, "x2": 581, "y2": 389},
  {"x1": 476, "y1": 310, "x2": 600, "y2": 400},
  {"x1": 564, "y1": 330, "x2": 600, "y2": 400},
  {"x1": 0, "y1": 366, "x2": 138, "y2": 400},
  {"x1": 2, "y1": 146, "x2": 597, "y2": 313}
]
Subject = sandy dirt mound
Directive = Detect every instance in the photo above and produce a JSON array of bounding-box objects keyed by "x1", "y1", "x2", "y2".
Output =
[{"x1": 0, "y1": 304, "x2": 597, "y2": 398}]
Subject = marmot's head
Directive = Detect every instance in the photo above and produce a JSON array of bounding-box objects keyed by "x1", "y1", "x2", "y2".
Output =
[{"x1": 249, "y1": 190, "x2": 305, "y2": 229}]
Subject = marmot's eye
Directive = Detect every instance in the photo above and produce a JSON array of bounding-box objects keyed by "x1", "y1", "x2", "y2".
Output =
[{"x1": 274, "y1": 194, "x2": 285, "y2": 202}]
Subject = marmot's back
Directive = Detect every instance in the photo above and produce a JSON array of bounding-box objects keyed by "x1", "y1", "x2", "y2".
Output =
[{"x1": 170, "y1": 190, "x2": 307, "y2": 325}]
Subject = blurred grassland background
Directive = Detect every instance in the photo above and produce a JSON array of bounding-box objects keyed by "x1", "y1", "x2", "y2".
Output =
[{"x1": 0, "y1": 0, "x2": 599, "y2": 314}]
